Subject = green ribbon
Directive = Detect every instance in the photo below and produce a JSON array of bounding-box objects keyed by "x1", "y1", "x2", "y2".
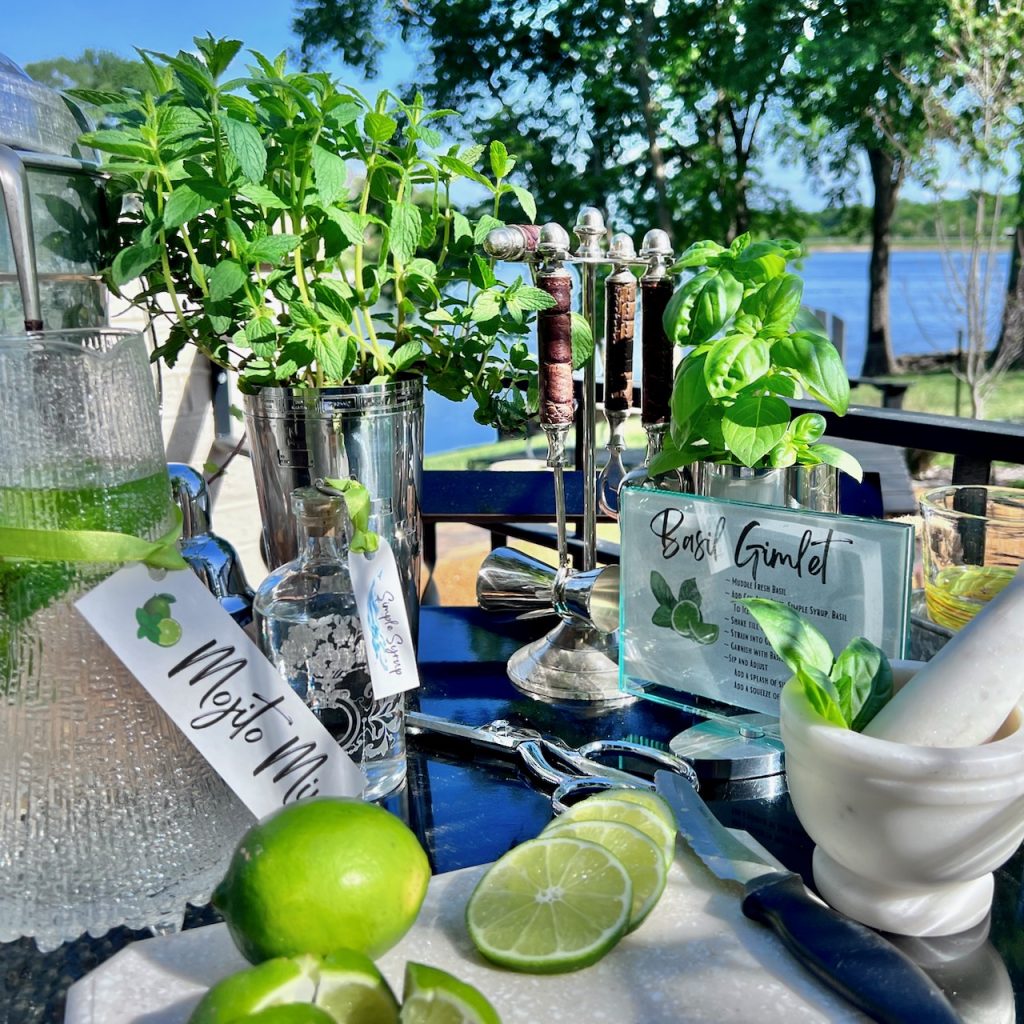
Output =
[{"x1": 0, "y1": 506, "x2": 189, "y2": 571}]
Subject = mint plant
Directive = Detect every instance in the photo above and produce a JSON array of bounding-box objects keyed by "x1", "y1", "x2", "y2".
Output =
[
  {"x1": 651, "y1": 235, "x2": 861, "y2": 478},
  {"x1": 76, "y1": 36, "x2": 571, "y2": 434},
  {"x1": 741, "y1": 598, "x2": 893, "y2": 731}
]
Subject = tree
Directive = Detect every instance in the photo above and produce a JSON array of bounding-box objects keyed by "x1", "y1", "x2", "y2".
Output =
[
  {"x1": 919, "y1": 0, "x2": 1024, "y2": 416},
  {"x1": 25, "y1": 49, "x2": 150, "y2": 93},
  {"x1": 789, "y1": 0, "x2": 944, "y2": 376},
  {"x1": 293, "y1": 0, "x2": 808, "y2": 246}
]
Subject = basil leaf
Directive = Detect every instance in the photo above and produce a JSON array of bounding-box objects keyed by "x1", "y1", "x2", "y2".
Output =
[
  {"x1": 792, "y1": 307, "x2": 830, "y2": 338},
  {"x1": 808, "y1": 442, "x2": 864, "y2": 483},
  {"x1": 740, "y1": 598, "x2": 834, "y2": 676},
  {"x1": 771, "y1": 331, "x2": 849, "y2": 414},
  {"x1": 650, "y1": 570, "x2": 676, "y2": 610},
  {"x1": 790, "y1": 412, "x2": 826, "y2": 444},
  {"x1": 721, "y1": 392, "x2": 790, "y2": 466},
  {"x1": 797, "y1": 663, "x2": 847, "y2": 728},
  {"x1": 743, "y1": 273, "x2": 803, "y2": 327},
  {"x1": 835, "y1": 637, "x2": 894, "y2": 732},
  {"x1": 690, "y1": 269, "x2": 743, "y2": 345},
  {"x1": 670, "y1": 239, "x2": 725, "y2": 271},
  {"x1": 703, "y1": 334, "x2": 771, "y2": 398},
  {"x1": 663, "y1": 269, "x2": 716, "y2": 344},
  {"x1": 731, "y1": 242, "x2": 787, "y2": 284},
  {"x1": 670, "y1": 355, "x2": 710, "y2": 445}
]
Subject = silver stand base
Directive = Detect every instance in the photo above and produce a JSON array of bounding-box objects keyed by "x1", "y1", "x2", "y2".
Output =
[
  {"x1": 668, "y1": 713, "x2": 784, "y2": 781},
  {"x1": 507, "y1": 620, "x2": 634, "y2": 706}
]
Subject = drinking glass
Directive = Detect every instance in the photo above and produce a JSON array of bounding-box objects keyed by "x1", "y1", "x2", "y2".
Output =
[
  {"x1": 920, "y1": 485, "x2": 1024, "y2": 632},
  {"x1": 0, "y1": 328, "x2": 252, "y2": 950}
]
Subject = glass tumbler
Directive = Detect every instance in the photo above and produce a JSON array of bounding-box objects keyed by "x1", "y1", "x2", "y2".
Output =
[
  {"x1": 0, "y1": 328, "x2": 252, "y2": 950},
  {"x1": 920, "y1": 485, "x2": 1024, "y2": 632}
]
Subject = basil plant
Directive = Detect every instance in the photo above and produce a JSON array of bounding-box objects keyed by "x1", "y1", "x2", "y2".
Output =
[
  {"x1": 77, "y1": 36, "x2": 574, "y2": 435},
  {"x1": 650, "y1": 234, "x2": 861, "y2": 480}
]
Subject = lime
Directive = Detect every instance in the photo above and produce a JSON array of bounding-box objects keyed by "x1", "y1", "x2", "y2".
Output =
[
  {"x1": 670, "y1": 600, "x2": 699, "y2": 636},
  {"x1": 399, "y1": 963, "x2": 501, "y2": 1024},
  {"x1": 144, "y1": 593, "x2": 176, "y2": 619},
  {"x1": 548, "y1": 793, "x2": 676, "y2": 867},
  {"x1": 598, "y1": 788, "x2": 677, "y2": 836},
  {"x1": 156, "y1": 617, "x2": 183, "y2": 647},
  {"x1": 243, "y1": 1007, "x2": 336, "y2": 1024},
  {"x1": 187, "y1": 957, "x2": 317, "y2": 1023},
  {"x1": 314, "y1": 949, "x2": 399, "y2": 1023},
  {"x1": 213, "y1": 798, "x2": 431, "y2": 964},
  {"x1": 543, "y1": 819, "x2": 666, "y2": 930},
  {"x1": 690, "y1": 621, "x2": 719, "y2": 645},
  {"x1": 465, "y1": 836, "x2": 632, "y2": 973}
]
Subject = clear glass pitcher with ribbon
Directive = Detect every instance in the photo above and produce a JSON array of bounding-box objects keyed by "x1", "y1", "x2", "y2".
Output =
[{"x1": 0, "y1": 328, "x2": 252, "y2": 950}]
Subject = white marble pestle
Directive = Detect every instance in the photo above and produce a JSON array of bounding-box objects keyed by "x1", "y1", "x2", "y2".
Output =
[{"x1": 864, "y1": 562, "x2": 1024, "y2": 746}]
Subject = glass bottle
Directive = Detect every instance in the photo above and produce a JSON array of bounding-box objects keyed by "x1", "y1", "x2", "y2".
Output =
[{"x1": 253, "y1": 487, "x2": 406, "y2": 800}]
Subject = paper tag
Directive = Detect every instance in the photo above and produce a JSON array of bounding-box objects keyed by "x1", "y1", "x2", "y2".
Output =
[
  {"x1": 76, "y1": 564, "x2": 366, "y2": 818},
  {"x1": 348, "y1": 540, "x2": 420, "y2": 700}
]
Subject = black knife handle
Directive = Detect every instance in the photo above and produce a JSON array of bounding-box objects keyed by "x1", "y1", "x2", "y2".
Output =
[{"x1": 742, "y1": 873, "x2": 962, "y2": 1024}]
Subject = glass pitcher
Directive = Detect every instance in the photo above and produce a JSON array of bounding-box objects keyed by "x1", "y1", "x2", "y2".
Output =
[{"x1": 0, "y1": 328, "x2": 252, "y2": 951}]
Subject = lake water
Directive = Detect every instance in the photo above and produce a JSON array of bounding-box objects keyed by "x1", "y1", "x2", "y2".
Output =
[{"x1": 424, "y1": 248, "x2": 1013, "y2": 454}]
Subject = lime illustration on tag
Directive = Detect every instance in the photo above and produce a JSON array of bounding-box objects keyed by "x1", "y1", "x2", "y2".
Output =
[
  {"x1": 650, "y1": 571, "x2": 719, "y2": 646},
  {"x1": 135, "y1": 593, "x2": 182, "y2": 647}
]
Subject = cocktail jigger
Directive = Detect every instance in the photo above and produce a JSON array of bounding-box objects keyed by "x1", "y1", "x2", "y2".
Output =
[
  {"x1": 598, "y1": 232, "x2": 637, "y2": 519},
  {"x1": 477, "y1": 546, "x2": 620, "y2": 635}
]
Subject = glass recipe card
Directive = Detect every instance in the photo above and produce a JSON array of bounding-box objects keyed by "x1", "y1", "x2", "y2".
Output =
[{"x1": 618, "y1": 486, "x2": 915, "y2": 716}]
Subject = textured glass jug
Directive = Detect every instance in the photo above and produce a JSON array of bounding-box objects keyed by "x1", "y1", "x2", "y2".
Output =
[{"x1": 0, "y1": 328, "x2": 252, "y2": 951}]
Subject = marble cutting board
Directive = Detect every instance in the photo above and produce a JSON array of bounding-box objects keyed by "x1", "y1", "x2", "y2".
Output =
[{"x1": 65, "y1": 854, "x2": 866, "y2": 1024}]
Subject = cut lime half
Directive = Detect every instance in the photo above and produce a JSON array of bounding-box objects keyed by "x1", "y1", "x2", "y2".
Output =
[
  {"x1": 548, "y1": 793, "x2": 676, "y2": 867},
  {"x1": 465, "y1": 836, "x2": 632, "y2": 974},
  {"x1": 544, "y1": 819, "x2": 667, "y2": 930},
  {"x1": 187, "y1": 957, "x2": 317, "y2": 1024},
  {"x1": 399, "y1": 962, "x2": 501, "y2": 1024},
  {"x1": 314, "y1": 949, "x2": 399, "y2": 1023}
]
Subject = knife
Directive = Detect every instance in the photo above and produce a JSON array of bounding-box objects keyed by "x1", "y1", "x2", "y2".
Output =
[{"x1": 654, "y1": 771, "x2": 961, "y2": 1024}]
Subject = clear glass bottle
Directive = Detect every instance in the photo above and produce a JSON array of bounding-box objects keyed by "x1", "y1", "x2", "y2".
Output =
[{"x1": 253, "y1": 487, "x2": 406, "y2": 800}]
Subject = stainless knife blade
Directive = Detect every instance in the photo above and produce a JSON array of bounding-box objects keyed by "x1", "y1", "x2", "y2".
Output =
[{"x1": 654, "y1": 771, "x2": 962, "y2": 1024}]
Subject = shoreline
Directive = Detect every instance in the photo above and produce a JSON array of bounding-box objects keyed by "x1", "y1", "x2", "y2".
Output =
[{"x1": 803, "y1": 241, "x2": 986, "y2": 253}]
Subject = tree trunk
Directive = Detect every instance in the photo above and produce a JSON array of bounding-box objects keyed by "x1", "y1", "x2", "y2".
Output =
[
  {"x1": 634, "y1": 0, "x2": 672, "y2": 240},
  {"x1": 995, "y1": 170, "x2": 1024, "y2": 369},
  {"x1": 862, "y1": 146, "x2": 901, "y2": 376}
]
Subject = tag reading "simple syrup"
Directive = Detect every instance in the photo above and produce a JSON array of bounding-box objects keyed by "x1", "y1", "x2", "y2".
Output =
[
  {"x1": 76, "y1": 563, "x2": 366, "y2": 818},
  {"x1": 348, "y1": 541, "x2": 420, "y2": 701}
]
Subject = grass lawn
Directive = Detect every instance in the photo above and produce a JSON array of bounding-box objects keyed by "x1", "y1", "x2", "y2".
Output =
[{"x1": 425, "y1": 369, "x2": 1024, "y2": 471}]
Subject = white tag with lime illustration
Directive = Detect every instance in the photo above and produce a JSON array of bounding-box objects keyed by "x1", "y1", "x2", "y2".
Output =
[
  {"x1": 76, "y1": 563, "x2": 366, "y2": 817},
  {"x1": 348, "y1": 540, "x2": 420, "y2": 700}
]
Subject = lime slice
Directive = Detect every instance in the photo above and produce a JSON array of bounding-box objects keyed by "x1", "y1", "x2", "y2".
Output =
[
  {"x1": 544, "y1": 819, "x2": 667, "y2": 931},
  {"x1": 157, "y1": 617, "x2": 183, "y2": 646},
  {"x1": 187, "y1": 957, "x2": 318, "y2": 1024},
  {"x1": 465, "y1": 836, "x2": 632, "y2": 973},
  {"x1": 597, "y1": 788, "x2": 677, "y2": 834},
  {"x1": 547, "y1": 793, "x2": 676, "y2": 867},
  {"x1": 399, "y1": 962, "x2": 501, "y2": 1024},
  {"x1": 671, "y1": 600, "x2": 699, "y2": 635},
  {"x1": 244, "y1": 1007, "x2": 337, "y2": 1024},
  {"x1": 314, "y1": 949, "x2": 399, "y2": 1023}
]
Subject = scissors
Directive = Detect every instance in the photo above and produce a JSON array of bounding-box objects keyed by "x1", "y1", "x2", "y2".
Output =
[{"x1": 406, "y1": 711, "x2": 699, "y2": 814}]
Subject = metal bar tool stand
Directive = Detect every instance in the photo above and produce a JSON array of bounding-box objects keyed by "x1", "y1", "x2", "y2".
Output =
[{"x1": 481, "y1": 213, "x2": 625, "y2": 704}]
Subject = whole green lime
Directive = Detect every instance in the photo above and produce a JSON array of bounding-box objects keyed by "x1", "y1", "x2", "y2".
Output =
[
  {"x1": 144, "y1": 593, "x2": 176, "y2": 619},
  {"x1": 213, "y1": 798, "x2": 430, "y2": 964}
]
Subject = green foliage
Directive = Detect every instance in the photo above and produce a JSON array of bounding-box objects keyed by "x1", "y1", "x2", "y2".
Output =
[
  {"x1": 77, "y1": 36, "x2": 549, "y2": 435},
  {"x1": 740, "y1": 598, "x2": 893, "y2": 732},
  {"x1": 651, "y1": 235, "x2": 861, "y2": 474},
  {"x1": 293, "y1": 0, "x2": 808, "y2": 244}
]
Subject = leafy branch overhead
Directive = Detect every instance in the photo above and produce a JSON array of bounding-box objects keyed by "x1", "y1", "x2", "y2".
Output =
[
  {"x1": 651, "y1": 234, "x2": 861, "y2": 478},
  {"x1": 77, "y1": 35, "x2": 552, "y2": 435}
]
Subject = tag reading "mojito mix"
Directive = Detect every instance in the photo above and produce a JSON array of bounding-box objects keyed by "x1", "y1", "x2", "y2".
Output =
[
  {"x1": 76, "y1": 563, "x2": 366, "y2": 818},
  {"x1": 348, "y1": 541, "x2": 420, "y2": 701}
]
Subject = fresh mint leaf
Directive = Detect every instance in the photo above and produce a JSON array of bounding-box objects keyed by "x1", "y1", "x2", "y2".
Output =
[
  {"x1": 223, "y1": 117, "x2": 266, "y2": 183},
  {"x1": 650, "y1": 571, "x2": 675, "y2": 610},
  {"x1": 112, "y1": 243, "x2": 160, "y2": 286},
  {"x1": 162, "y1": 186, "x2": 211, "y2": 230},
  {"x1": 739, "y1": 598, "x2": 834, "y2": 677},
  {"x1": 312, "y1": 145, "x2": 349, "y2": 204},
  {"x1": 489, "y1": 140, "x2": 512, "y2": 178},
  {"x1": 510, "y1": 185, "x2": 536, "y2": 223},
  {"x1": 389, "y1": 202, "x2": 422, "y2": 264},
  {"x1": 570, "y1": 312, "x2": 594, "y2": 369},
  {"x1": 208, "y1": 260, "x2": 246, "y2": 301}
]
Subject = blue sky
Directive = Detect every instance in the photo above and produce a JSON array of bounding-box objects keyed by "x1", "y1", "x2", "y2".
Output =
[{"x1": 4, "y1": 1, "x2": 937, "y2": 212}]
